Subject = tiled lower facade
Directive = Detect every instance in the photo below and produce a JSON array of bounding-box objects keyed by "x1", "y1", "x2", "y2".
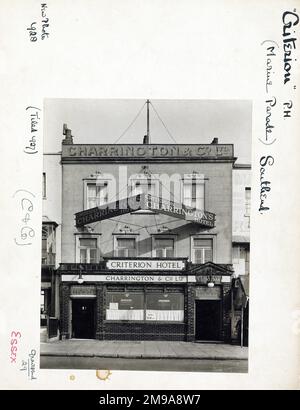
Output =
[{"x1": 59, "y1": 265, "x2": 233, "y2": 342}]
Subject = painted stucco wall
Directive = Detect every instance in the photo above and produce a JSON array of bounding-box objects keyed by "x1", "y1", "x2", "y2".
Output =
[{"x1": 61, "y1": 158, "x2": 233, "y2": 264}]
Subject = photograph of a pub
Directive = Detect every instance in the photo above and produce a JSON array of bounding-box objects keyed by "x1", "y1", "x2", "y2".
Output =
[{"x1": 41, "y1": 101, "x2": 250, "y2": 347}]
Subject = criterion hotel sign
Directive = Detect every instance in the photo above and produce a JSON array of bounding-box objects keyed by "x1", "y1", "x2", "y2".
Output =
[{"x1": 106, "y1": 259, "x2": 186, "y2": 271}]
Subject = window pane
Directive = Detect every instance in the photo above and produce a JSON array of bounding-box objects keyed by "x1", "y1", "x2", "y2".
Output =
[
  {"x1": 132, "y1": 180, "x2": 157, "y2": 196},
  {"x1": 89, "y1": 249, "x2": 97, "y2": 263},
  {"x1": 87, "y1": 185, "x2": 96, "y2": 196},
  {"x1": 193, "y1": 238, "x2": 213, "y2": 263},
  {"x1": 42, "y1": 238, "x2": 47, "y2": 251},
  {"x1": 116, "y1": 248, "x2": 127, "y2": 257},
  {"x1": 80, "y1": 248, "x2": 87, "y2": 263},
  {"x1": 146, "y1": 293, "x2": 184, "y2": 322},
  {"x1": 79, "y1": 238, "x2": 97, "y2": 248},
  {"x1": 155, "y1": 238, "x2": 173, "y2": 249},
  {"x1": 195, "y1": 184, "x2": 204, "y2": 209},
  {"x1": 87, "y1": 183, "x2": 109, "y2": 208},
  {"x1": 166, "y1": 247, "x2": 174, "y2": 257},
  {"x1": 194, "y1": 249, "x2": 204, "y2": 264},
  {"x1": 106, "y1": 292, "x2": 144, "y2": 321},
  {"x1": 193, "y1": 238, "x2": 212, "y2": 248},
  {"x1": 155, "y1": 249, "x2": 164, "y2": 258},
  {"x1": 154, "y1": 238, "x2": 174, "y2": 258},
  {"x1": 183, "y1": 184, "x2": 192, "y2": 206},
  {"x1": 117, "y1": 238, "x2": 135, "y2": 249},
  {"x1": 96, "y1": 184, "x2": 108, "y2": 205},
  {"x1": 204, "y1": 248, "x2": 213, "y2": 263},
  {"x1": 232, "y1": 246, "x2": 240, "y2": 260},
  {"x1": 183, "y1": 182, "x2": 204, "y2": 209},
  {"x1": 128, "y1": 248, "x2": 137, "y2": 257},
  {"x1": 88, "y1": 198, "x2": 97, "y2": 208}
]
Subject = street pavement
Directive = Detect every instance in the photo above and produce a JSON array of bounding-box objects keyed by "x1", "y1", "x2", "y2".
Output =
[{"x1": 41, "y1": 339, "x2": 248, "y2": 360}]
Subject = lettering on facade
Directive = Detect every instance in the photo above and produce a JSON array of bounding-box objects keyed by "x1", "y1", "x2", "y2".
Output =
[
  {"x1": 70, "y1": 285, "x2": 96, "y2": 296},
  {"x1": 106, "y1": 259, "x2": 186, "y2": 271},
  {"x1": 63, "y1": 144, "x2": 233, "y2": 159},
  {"x1": 195, "y1": 286, "x2": 221, "y2": 300},
  {"x1": 75, "y1": 194, "x2": 216, "y2": 228},
  {"x1": 61, "y1": 274, "x2": 188, "y2": 283}
]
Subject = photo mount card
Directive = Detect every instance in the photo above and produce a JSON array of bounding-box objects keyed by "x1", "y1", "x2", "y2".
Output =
[{"x1": 0, "y1": 0, "x2": 299, "y2": 390}]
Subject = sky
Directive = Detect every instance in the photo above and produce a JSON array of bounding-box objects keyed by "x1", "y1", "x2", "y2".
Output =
[{"x1": 44, "y1": 99, "x2": 252, "y2": 164}]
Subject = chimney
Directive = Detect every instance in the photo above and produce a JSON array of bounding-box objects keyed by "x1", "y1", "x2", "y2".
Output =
[
  {"x1": 211, "y1": 137, "x2": 218, "y2": 144},
  {"x1": 143, "y1": 135, "x2": 149, "y2": 144},
  {"x1": 62, "y1": 123, "x2": 74, "y2": 144}
]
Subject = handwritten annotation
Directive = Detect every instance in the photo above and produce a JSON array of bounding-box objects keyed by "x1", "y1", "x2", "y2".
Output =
[
  {"x1": 13, "y1": 189, "x2": 35, "y2": 246},
  {"x1": 27, "y1": 3, "x2": 49, "y2": 42},
  {"x1": 25, "y1": 106, "x2": 41, "y2": 155},
  {"x1": 259, "y1": 10, "x2": 298, "y2": 213}
]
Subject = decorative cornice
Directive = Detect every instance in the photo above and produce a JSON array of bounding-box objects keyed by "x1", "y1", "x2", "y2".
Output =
[{"x1": 187, "y1": 261, "x2": 234, "y2": 276}]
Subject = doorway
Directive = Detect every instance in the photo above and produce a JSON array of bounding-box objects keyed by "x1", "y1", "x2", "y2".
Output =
[
  {"x1": 195, "y1": 300, "x2": 221, "y2": 341},
  {"x1": 72, "y1": 299, "x2": 95, "y2": 339}
]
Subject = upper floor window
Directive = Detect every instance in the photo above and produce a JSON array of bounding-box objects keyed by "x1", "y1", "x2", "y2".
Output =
[
  {"x1": 87, "y1": 182, "x2": 108, "y2": 209},
  {"x1": 115, "y1": 237, "x2": 137, "y2": 257},
  {"x1": 182, "y1": 178, "x2": 204, "y2": 210},
  {"x1": 192, "y1": 238, "x2": 213, "y2": 263},
  {"x1": 131, "y1": 177, "x2": 158, "y2": 197},
  {"x1": 153, "y1": 237, "x2": 175, "y2": 258},
  {"x1": 41, "y1": 223, "x2": 56, "y2": 265},
  {"x1": 245, "y1": 187, "x2": 251, "y2": 217},
  {"x1": 79, "y1": 238, "x2": 98, "y2": 263}
]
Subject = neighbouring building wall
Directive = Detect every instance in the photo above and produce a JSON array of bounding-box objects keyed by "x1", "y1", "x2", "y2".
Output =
[
  {"x1": 232, "y1": 165, "x2": 251, "y2": 276},
  {"x1": 42, "y1": 153, "x2": 62, "y2": 318},
  {"x1": 43, "y1": 153, "x2": 62, "y2": 267}
]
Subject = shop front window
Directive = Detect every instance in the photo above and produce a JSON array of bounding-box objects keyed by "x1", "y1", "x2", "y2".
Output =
[
  {"x1": 106, "y1": 290, "x2": 185, "y2": 322},
  {"x1": 146, "y1": 293, "x2": 184, "y2": 322},
  {"x1": 106, "y1": 292, "x2": 144, "y2": 320}
]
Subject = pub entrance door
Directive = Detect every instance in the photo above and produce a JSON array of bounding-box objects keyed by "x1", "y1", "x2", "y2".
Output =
[
  {"x1": 72, "y1": 299, "x2": 95, "y2": 339},
  {"x1": 195, "y1": 300, "x2": 221, "y2": 341}
]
